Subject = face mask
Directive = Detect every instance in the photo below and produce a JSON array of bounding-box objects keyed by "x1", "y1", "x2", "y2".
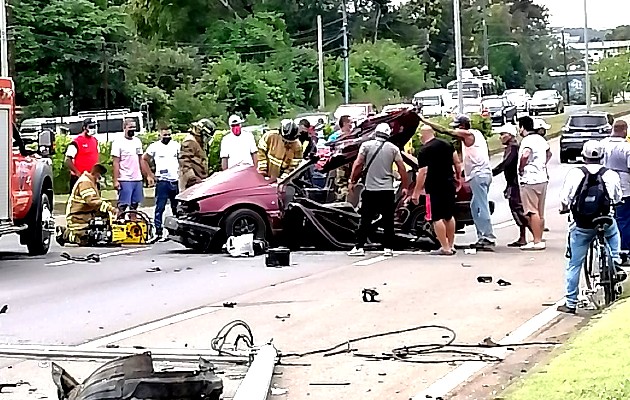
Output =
[
  {"x1": 87, "y1": 128, "x2": 96, "y2": 136},
  {"x1": 231, "y1": 125, "x2": 241, "y2": 136},
  {"x1": 162, "y1": 137, "x2": 172, "y2": 145},
  {"x1": 127, "y1": 129, "x2": 136, "y2": 137}
]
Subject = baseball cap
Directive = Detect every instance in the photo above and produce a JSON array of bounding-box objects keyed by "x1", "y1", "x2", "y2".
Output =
[
  {"x1": 581, "y1": 140, "x2": 603, "y2": 160},
  {"x1": 533, "y1": 118, "x2": 551, "y2": 130},
  {"x1": 228, "y1": 115, "x2": 244, "y2": 126},
  {"x1": 500, "y1": 124, "x2": 518, "y2": 136},
  {"x1": 375, "y1": 123, "x2": 392, "y2": 137},
  {"x1": 83, "y1": 118, "x2": 96, "y2": 129},
  {"x1": 450, "y1": 114, "x2": 471, "y2": 128}
]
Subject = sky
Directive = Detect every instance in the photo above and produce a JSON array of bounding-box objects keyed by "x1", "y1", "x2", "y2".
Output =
[{"x1": 537, "y1": 0, "x2": 627, "y2": 30}]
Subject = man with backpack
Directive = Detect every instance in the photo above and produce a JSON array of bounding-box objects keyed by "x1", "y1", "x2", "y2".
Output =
[
  {"x1": 347, "y1": 123, "x2": 409, "y2": 257},
  {"x1": 558, "y1": 140, "x2": 625, "y2": 314}
]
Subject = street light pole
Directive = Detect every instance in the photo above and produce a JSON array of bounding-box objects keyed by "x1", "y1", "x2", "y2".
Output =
[
  {"x1": 453, "y1": 0, "x2": 464, "y2": 113},
  {"x1": 341, "y1": 0, "x2": 350, "y2": 104},
  {"x1": 482, "y1": 19, "x2": 489, "y2": 68},
  {"x1": 583, "y1": 0, "x2": 591, "y2": 111},
  {"x1": 562, "y1": 28, "x2": 571, "y2": 105}
]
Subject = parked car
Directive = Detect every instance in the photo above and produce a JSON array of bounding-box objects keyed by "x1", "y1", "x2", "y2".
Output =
[
  {"x1": 165, "y1": 110, "x2": 494, "y2": 252},
  {"x1": 559, "y1": 111, "x2": 613, "y2": 163},
  {"x1": 333, "y1": 103, "x2": 376, "y2": 125},
  {"x1": 503, "y1": 88, "x2": 530, "y2": 112},
  {"x1": 481, "y1": 96, "x2": 518, "y2": 126},
  {"x1": 529, "y1": 89, "x2": 565, "y2": 115},
  {"x1": 294, "y1": 112, "x2": 332, "y2": 128},
  {"x1": 381, "y1": 103, "x2": 414, "y2": 114},
  {"x1": 412, "y1": 89, "x2": 457, "y2": 117}
]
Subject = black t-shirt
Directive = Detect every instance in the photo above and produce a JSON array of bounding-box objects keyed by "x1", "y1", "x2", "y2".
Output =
[{"x1": 417, "y1": 137, "x2": 455, "y2": 194}]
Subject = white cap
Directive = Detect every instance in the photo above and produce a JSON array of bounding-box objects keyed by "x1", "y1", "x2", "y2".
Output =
[
  {"x1": 533, "y1": 118, "x2": 551, "y2": 130},
  {"x1": 500, "y1": 124, "x2": 518, "y2": 136},
  {"x1": 582, "y1": 140, "x2": 603, "y2": 159},
  {"x1": 375, "y1": 123, "x2": 392, "y2": 137},
  {"x1": 229, "y1": 115, "x2": 244, "y2": 126}
]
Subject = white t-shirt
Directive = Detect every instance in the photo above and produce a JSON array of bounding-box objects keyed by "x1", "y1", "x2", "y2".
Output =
[
  {"x1": 462, "y1": 129, "x2": 491, "y2": 181},
  {"x1": 146, "y1": 140, "x2": 181, "y2": 182},
  {"x1": 518, "y1": 134, "x2": 550, "y2": 185},
  {"x1": 112, "y1": 137, "x2": 143, "y2": 181},
  {"x1": 220, "y1": 131, "x2": 258, "y2": 169},
  {"x1": 560, "y1": 165, "x2": 622, "y2": 212}
]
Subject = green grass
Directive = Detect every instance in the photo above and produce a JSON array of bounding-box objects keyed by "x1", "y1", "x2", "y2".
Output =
[{"x1": 503, "y1": 298, "x2": 630, "y2": 400}]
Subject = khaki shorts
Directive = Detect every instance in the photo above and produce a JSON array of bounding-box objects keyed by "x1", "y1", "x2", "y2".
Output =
[{"x1": 520, "y1": 183, "x2": 548, "y2": 217}]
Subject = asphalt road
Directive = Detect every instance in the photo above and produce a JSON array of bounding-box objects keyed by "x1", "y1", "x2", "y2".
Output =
[{"x1": 0, "y1": 110, "x2": 622, "y2": 347}]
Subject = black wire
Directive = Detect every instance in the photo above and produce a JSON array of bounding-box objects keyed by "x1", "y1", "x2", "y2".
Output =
[{"x1": 211, "y1": 320, "x2": 255, "y2": 357}]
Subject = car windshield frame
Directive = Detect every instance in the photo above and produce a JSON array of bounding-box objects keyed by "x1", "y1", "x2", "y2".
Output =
[
  {"x1": 532, "y1": 91, "x2": 557, "y2": 100},
  {"x1": 568, "y1": 115, "x2": 609, "y2": 128},
  {"x1": 416, "y1": 96, "x2": 441, "y2": 106}
]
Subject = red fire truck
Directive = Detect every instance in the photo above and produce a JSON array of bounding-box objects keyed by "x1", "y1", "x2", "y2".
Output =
[{"x1": 0, "y1": 76, "x2": 55, "y2": 255}]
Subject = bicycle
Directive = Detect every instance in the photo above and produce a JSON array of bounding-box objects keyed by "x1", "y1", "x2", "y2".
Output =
[
  {"x1": 560, "y1": 210, "x2": 621, "y2": 309},
  {"x1": 581, "y1": 216, "x2": 620, "y2": 309}
]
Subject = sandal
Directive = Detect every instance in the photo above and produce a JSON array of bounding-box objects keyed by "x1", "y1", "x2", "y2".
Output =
[
  {"x1": 508, "y1": 241, "x2": 527, "y2": 248},
  {"x1": 430, "y1": 248, "x2": 455, "y2": 256}
]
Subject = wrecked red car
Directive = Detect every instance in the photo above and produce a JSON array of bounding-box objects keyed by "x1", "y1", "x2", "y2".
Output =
[{"x1": 164, "y1": 110, "x2": 494, "y2": 252}]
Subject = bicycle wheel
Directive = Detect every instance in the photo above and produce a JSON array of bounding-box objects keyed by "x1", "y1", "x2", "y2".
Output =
[
  {"x1": 599, "y1": 243, "x2": 616, "y2": 306},
  {"x1": 583, "y1": 241, "x2": 596, "y2": 291}
]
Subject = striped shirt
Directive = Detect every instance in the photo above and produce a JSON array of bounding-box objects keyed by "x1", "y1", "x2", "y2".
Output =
[{"x1": 257, "y1": 131, "x2": 303, "y2": 179}]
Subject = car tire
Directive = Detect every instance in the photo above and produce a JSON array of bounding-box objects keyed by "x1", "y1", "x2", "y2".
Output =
[
  {"x1": 511, "y1": 114, "x2": 518, "y2": 125},
  {"x1": 502, "y1": 115, "x2": 507, "y2": 125},
  {"x1": 224, "y1": 208, "x2": 268, "y2": 241},
  {"x1": 25, "y1": 193, "x2": 52, "y2": 256},
  {"x1": 409, "y1": 206, "x2": 440, "y2": 248}
]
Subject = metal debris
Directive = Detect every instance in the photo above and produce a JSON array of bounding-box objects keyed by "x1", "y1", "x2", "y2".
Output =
[
  {"x1": 497, "y1": 279, "x2": 512, "y2": 287},
  {"x1": 362, "y1": 288, "x2": 379, "y2": 303},
  {"x1": 309, "y1": 382, "x2": 351, "y2": 386},
  {"x1": 223, "y1": 302, "x2": 237, "y2": 308},
  {"x1": 146, "y1": 267, "x2": 162, "y2": 273},
  {"x1": 275, "y1": 314, "x2": 291, "y2": 320},
  {"x1": 477, "y1": 276, "x2": 492, "y2": 283},
  {"x1": 0, "y1": 304, "x2": 7, "y2": 314},
  {"x1": 60, "y1": 252, "x2": 100, "y2": 263}
]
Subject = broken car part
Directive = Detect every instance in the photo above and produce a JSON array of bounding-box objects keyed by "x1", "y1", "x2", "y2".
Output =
[
  {"x1": 0, "y1": 304, "x2": 7, "y2": 314},
  {"x1": 362, "y1": 288, "x2": 379, "y2": 302},
  {"x1": 477, "y1": 276, "x2": 493, "y2": 283},
  {"x1": 497, "y1": 279, "x2": 512, "y2": 287},
  {"x1": 266, "y1": 247, "x2": 291, "y2": 267},
  {"x1": 52, "y1": 352, "x2": 223, "y2": 400},
  {"x1": 60, "y1": 252, "x2": 100, "y2": 263}
]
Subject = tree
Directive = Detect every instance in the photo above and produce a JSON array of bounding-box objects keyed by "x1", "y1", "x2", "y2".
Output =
[
  {"x1": 605, "y1": 25, "x2": 630, "y2": 41},
  {"x1": 593, "y1": 52, "x2": 630, "y2": 103}
]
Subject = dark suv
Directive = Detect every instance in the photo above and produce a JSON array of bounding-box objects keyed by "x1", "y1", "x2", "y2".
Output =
[{"x1": 559, "y1": 112, "x2": 613, "y2": 163}]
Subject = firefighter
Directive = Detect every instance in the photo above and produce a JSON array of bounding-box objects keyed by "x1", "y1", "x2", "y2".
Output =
[
  {"x1": 56, "y1": 164, "x2": 116, "y2": 246},
  {"x1": 65, "y1": 118, "x2": 99, "y2": 191},
  {"x1": 179, "y1": 118, "x2": 215, "y2": 191},
  {"x1": 257, "y1": 119, "x2": 303, "y2": 181}
]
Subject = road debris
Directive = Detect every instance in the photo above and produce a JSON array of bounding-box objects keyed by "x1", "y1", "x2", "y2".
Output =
[
  {"x1": 52, "y1": 353, "x2": 224, "y2": 400},
  {"x1": 223, "y1": 302, "x2": 237, "y2": 308},
  {"x1": 266, "y1": 247, "x2": 291, "y2": 267},
  {"x1": 270, "y1": 387, "x2": 288, "y2": 395},
  {"x1": 174, "y1": 268, "x2": 182, "y2": 272},
  {"x1": 480, "y1": 337, "x2": 499, "y2": 347},
  {"x1": 477, "y1": 276, "x2": 493, "y2": 283},
  {"x1": 362, "y1": 288, "x2": 380, "y2": 302},
  {"x1": 60, "y1": 252, "x2": 100, "y2": 263},
  {"x1": 309, "y1": 382, "x2": 351, "y2": 386},
  {"x1": 186, "y1": 266, "x2": 193, "y2": 270},
  {"x1": 275, "y1": 314, "x2": 291, "y2": 320},
  {"x1": 497, "y1": 279, "x2": 512, "y2": 287},
  {"x1": 0, "y1": 304, "x2": 7, "y2": 314},
  {"x1": 145, "y1": 267, "x2": 162, "y2": 273},
  {"x1": 464, "y1": 248, "x2": 477, "y2": 255},
  {"x1": 461, "y1": 263, "x2": 472, "y2": 268}
]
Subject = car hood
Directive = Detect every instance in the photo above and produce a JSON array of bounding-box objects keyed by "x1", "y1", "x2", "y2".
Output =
[
  {"x1": 317, "y1": 109, "x2": 421, "y2": 172},
  {"x1": 177, "y1": 165, "x2": 270, "y2": 202}
]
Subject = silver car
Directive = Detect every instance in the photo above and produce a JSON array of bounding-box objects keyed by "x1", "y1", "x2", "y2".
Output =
[{"x1": 529, "y1": 89, "x2": 565, "y2": 115}]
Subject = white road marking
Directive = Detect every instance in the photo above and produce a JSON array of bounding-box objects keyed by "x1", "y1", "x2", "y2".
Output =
[
  {"x1": 78, "y1": 305, "x2": 219, "y2": 348},
  {"x1": 46, "y1": 247, "x2": 148, "y2": 267},
  {"x1": 412, "y1": 299, "x2": 564, "y2": 400}
]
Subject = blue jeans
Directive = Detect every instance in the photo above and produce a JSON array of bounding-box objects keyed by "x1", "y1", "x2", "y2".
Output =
[
  {"x1": 615, "y1": 198, "x2": 630, "y2": 251},
  {"x1": 118, "y1": 181, "x2": 144, "y2": 209},
  {"x1": 564, "y1": 220, "x2": 620, "y2": 308},
  {"x1": 155, "y1": 180, "x2": 179, "y2": 234},
  {"x1": 469, "y1": 174, "x2": 496, "y2": 241}
]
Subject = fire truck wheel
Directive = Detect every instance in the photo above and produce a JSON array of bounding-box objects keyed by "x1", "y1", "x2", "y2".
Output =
[{"x1": 26, "y1": 193, "x2": 52, "y2": 256}]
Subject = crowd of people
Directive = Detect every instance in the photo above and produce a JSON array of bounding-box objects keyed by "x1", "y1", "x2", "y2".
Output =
[{"x1": 56, "y1": 115, "x2": 315, "y2": 246}]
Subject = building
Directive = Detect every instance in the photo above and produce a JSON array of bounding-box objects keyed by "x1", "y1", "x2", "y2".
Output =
[{"x1": 568, "y1": 40, "x2": 630, "y2": 63}]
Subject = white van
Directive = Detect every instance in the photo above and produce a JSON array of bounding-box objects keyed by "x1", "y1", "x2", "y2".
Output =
[{"x1": 413, "y1": 89, "x2": 456, "y2": 117}]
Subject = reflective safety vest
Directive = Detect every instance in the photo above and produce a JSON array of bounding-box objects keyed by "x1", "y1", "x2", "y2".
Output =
[{"x1": 71, "y1": 134, "x2": 99, "y2": 176}]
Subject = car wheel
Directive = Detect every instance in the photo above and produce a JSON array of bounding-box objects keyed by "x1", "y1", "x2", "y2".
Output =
[
  {"x1": 26, "y1": 193, "x2": 52, "y2": 255},
  {"x1": 408, "y1": 207, "x2": 439, "y2": 247},
  {"x1": 502, "y1": 115, "x2": 507, "y2": 125},
  {"x1": 511, "y1": 114, "x2": 518, "y2": 125},
  {"x1": 224, "y1": 209, "x2": 268, "y2": 240}
]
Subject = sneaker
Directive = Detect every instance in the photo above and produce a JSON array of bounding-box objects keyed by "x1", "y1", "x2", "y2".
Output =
[
  {"x1": 55, "y1": 226, "x2": 66, "y2": 247},
  {"x1": 556, "y1": 304, "x2": 576, "y2": 314},
  {"x1": 383, "y1": 248, "x2": 394, "y2": 257},
  {"x1": 472, "y1": 238, "x2": 496, "y2": 248},
  {"x1": 347, "y1": 247, "x2": 365, "y2": 257},
  {"x1": 520, "y1": 241, "x2": 546, "y2": 251}
]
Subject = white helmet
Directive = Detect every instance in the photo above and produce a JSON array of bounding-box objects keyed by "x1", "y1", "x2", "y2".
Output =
[
  {"x1": 581, "y1": 140, "x2": 603, "y2": 160},
  {"x1": 375, "y1": 123, "x2": 392, "y2": 138},
  {"x1": 229, "y1": 115, "x2": 244, "y2": 126}
]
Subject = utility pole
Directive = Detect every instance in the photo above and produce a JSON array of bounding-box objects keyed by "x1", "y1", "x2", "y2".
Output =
[
  {"x1": 583, "y1": 0, "x2": 591, "y2": 111},
  {"x1": 482, "y1": 19, "x2": 489, "y2": 69},
  {"x1": 101, "y1": 38, "x2": 109, "y2": 141},
  {"x1": 317, "y1": 15, "x2": 325, "y2": 110},
  {"x1": 0, "y1": 0, "x2": 8, "y2": 77},
  {"x1": 562, "y1": 28, "x2": 571, "y2": 105},
  {"x1": 341, "y1": 0, "x2": 350, "y2": 104},
  {"x1": 454, "y1": 0, "x2": 464, "y2": 113}
]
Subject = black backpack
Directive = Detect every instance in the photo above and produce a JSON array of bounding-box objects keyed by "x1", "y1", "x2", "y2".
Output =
[{"x1": 570, "y1": 166, "x2": 611, "y2": 229}]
